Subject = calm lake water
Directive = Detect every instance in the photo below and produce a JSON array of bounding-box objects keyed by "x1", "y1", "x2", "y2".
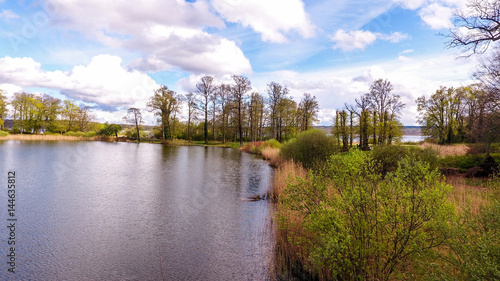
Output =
[{"x1": 0, "y1": 141, "x2": 274, "y2": 281}]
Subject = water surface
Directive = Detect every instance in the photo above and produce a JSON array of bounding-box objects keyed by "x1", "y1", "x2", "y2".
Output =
[{"x1": 0, "y1": 141, "x2": 274, "y2": 280}]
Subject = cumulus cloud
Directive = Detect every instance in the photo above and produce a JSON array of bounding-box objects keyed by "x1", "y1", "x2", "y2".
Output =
[
  {"x1": 0, "y1": 55, "x2": 160, "y2": 109},
  {"x1": 211, "y1": 0, "x2": 315, "y2": 43},
  {"x1": 394, "y1": 0, "x2": 467, "y2": 30},
  {"x1": 418, "y1": 3, "x2": 454, "y2": 29},
  {"x1": 45, "y1": 0, "x2": 251, "y2": 75},
  {"x1": 330, "y1": 29, "x2": 408, "y2": 51},
  {"x1": 129, "y1": 25, "x2": 252, "y2": 75}
]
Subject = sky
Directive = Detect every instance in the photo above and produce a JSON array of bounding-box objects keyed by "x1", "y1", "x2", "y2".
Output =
[{"x1": 0, "y1": 0, "x2": 481, "y2": 126}]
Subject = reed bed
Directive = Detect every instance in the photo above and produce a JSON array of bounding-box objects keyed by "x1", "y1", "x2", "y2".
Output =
[
  {"x1": 261, "y1": 147, "x2": 282, "y2": 168},
  {"x1": 446, "y1": 175, "x2": 491, "y2": 215},
  {"x1": 419, "y1": 142, "x2": 469, "y2": 157},
  {"x1": 1, "y1": 134, "x2": 98, "y2": 141}
]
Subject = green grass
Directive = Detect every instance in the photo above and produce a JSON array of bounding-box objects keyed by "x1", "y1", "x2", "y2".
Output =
[{"x1": 438, "y1": 153, "x2": 500, "y2": 172}]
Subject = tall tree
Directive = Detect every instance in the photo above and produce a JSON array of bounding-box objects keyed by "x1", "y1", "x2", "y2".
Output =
[
  {"x1": 182, "y1": 92, "x2": 198, "y2": 141},
  {"x1": 368, "y1": 79, "x2": 404, "y2": 145},
  {"x1": 248, "y1": 92, "x2": 265, "y2": 142},
  {"x1": 217, "y1": 84, "x2": 232, "y2": 143},
  {"x1": 297, "y1": 93, "x2": 319, "y2": 132},
  {"x1": 267, "y1": 82, "x2": 288, "y2": 140},
  {"x1": 125, "y1": 108, "x2": 143, "y2": 142},
  {"x1": 147, "y1": 85, "x2": 179, "y2": 140},
  {"x1": 62, "y1": 99, "x2": 79, "y2": 132},
  {"x1": 196, "y1": 76, "x2": 215, "y2": 144},
  {"x1": 231, "y1": 75, "x2": 251, "y2": 147},
  {"x1": 0, "y1": 90, "x2": 7, "y2": 130}
]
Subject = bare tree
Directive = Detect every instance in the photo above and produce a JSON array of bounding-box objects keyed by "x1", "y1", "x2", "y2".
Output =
[
  {"x1": 124, "y1": 108, "x2": 143, "y2": 143},
  {"x1": 448, "y1": 0, "x2": 500, "y2": 55},
  {"x1": 196, "y1": 76, "x2": 215, "y2": 144},
  {"x1": 267, "y1": 82, "x2": 288, "y2": 140},
  {"x1": 182, "y1": 92, "x2": 198, "y2": 141},
  {"x1": 217, "y1": 84, "x2": 232, "y2": 143},
  {"x1": 231, "y1": 75, "x2": 251, "y2": 147},
  {"x1": 297, "y1": 93, "x2": 319, "y2": 132}
]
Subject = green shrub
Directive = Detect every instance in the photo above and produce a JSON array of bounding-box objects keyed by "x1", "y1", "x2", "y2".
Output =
[
  {"x1": 266, "y1": 138, "x2": 281, "y2": 149},
  {"x1": 439, "y1": 154, "x2": 484, "y2": 172},
  {"x1": 279, "y1": 150, "x2": 455, "y2": 280},
  {"x1": 0, "y1": 130, "x2": 9, "y2": 137},
  {"x1": 371, "y1": 145, "x2": 439, "y2": 176},
  {"x1": 63, "y1": 131, "x2": 77, "y2": 137},
  {"x1": 280, "y1": 129, "x2": 338, "y2": 169},
  {"x1": 85, "y1": 131, "x2": 97, "y2": 137}
]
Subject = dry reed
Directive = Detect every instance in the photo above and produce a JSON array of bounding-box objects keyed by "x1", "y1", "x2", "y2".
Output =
[
  {"x1": 1, "y1": 134, "x2": 98, "y2": 141},
  {"x1": 446, "y1": 175, "x2": 491, "y2": 215},
  {"x1": 419, "y1": 142, "x2": 469, "y2": 157},
  {"x1": 261, "y1": 147, "x2": 282, "y2": 168}
]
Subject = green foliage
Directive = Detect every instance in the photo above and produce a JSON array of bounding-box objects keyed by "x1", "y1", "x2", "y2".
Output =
[
  {"x1": 438, "y1": 154, "x2": 498, "y2": 171},
  {"x1": 84, "y1": 131, "x2": 97, "y2": 138},
  {"x1": 98, "y1": 123, "x2": 122, "y2": 137},
  {"x1": 280, "y1": 129, "x2": 338, "y2": 169},
  {"x1": 279, "y1": 150, "x2": 455, "y2": 280},
  {"x1": 443, "y1": 178, "x2": 500, "y2": 280},
  {"x1": 371, "y1": 145, "x2": 439, "y2": 176},
  {"x1": 0, "y1": 130, "x2": 8, "y2": 137},
  {"x1": 266, "y1": 138, "x2": 281, "y2": 149},
  {"x1": 63, "y1": 131, "x2": 85, "y2": 137}
]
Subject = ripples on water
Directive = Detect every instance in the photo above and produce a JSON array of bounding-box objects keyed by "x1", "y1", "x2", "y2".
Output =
[{"x1": 0, "y1": 141, "x2": 275, "y2": 281}]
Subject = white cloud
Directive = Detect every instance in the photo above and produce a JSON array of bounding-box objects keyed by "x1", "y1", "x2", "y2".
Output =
[
  {"x1": 330, "y1": 30, "x2": 378, "y2": 51},
  {"x1": 212, "y1": 0, "x2": 315, "y2": 43},
  {"x1": 250, "y1": 52, "x2": 477, "y2": 125},
  {"x1": 330, "y1": 29, "x2": 408, "y2": 51},
  {"x1": 418, "y1": 3, "x2": 454, "y2": 29},
  {"x1": 399, "y1": 49, "x2": 414, "y2": 55},
  {"x1": 45, "y1": 0, "x2": 251, "y2": 75},
  {"x1": 0, "y1": 9, "x2": 19, "y2": 21},
  {"x1": 130, "y1": 25, "x2": 252, "y2": 75},
  {"x1": 379, "y1": 32, "x2": 408, "y2": 43},
  {"x1": 0, "y1": 55, "x2": 160, "y2": 109}
]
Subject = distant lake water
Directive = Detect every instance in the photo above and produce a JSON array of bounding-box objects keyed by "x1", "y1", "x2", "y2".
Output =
[
  {"x1": 401, "y1": 135, "x2": 425, "y2": 143},
  {"x1": 0, "y1": 141, "x2": 274, "y2": 280}
]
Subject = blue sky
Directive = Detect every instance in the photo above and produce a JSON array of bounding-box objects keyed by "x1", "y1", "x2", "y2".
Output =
[{"x1": 0, "y1": 0, "x2": 478, "y2": 125}]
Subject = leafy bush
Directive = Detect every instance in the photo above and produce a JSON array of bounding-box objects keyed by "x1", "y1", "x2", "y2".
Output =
[
  {"x1": 0, "y1": 130, "x2": 9, "y2": 137},
  {"x1": 85, "y1": 131, "x2": 97, "y2": 137},
  {"x1": 279, "y1": 150, "x2": 455, "y2": 280},
  {"x1": 280, "y1": 129, "x2": 338, "y2": 169},
  {"x1": 266, "y1": 138, "x2": 281, "y2": 149},
  {"x1": 371, "y1": 145, "x2": 439, "y2": 176}
]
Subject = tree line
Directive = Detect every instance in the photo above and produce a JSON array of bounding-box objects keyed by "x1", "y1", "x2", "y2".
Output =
[{"x1": 0, "y1": 75, "x2": 320, "y2": 145}]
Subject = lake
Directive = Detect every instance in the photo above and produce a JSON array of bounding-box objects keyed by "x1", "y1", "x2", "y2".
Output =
[{"x1": 0, "y1": 141, "x2": 274, "y2": 280}]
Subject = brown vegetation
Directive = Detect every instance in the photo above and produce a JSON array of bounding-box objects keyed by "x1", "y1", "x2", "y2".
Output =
[{"x1": 419, "y1": 142, "x2": 469, "y2": 157}]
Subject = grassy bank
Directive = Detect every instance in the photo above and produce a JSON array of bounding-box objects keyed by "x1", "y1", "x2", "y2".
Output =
[{"x1": 271, "y1": 140, "x2": 500, "y2": 281}]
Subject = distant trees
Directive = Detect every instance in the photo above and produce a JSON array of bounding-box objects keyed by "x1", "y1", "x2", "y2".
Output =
[
  {"x1": 147, "y1": 85, "x2": 179, "y2": 141},
  {"x1": 417, "y1": 85, "x2": 500, "y2": 154},
  {"x1": 339, "y1": 79, "x2": 404, "y2": 150},
  {"x1": 231, "y1": 75, "x2": 251, "y2": 146}
]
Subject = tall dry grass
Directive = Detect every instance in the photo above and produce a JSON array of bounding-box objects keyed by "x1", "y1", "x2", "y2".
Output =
[
  {"x1": 419, "y1": 142, "x2": 469, "y2": 157},
  {"x1": 261, "y1": 147, "x2": 282, "y2": 168},
  {"x1": 446, "y1": 175, "x2": 491, "y2": 215},
  {"x1": 1, "y1": 134, "x2": 98, "y2": 141},
  {"x1": 269, "y1": 160, "x2": 316, "y2": 279}
]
